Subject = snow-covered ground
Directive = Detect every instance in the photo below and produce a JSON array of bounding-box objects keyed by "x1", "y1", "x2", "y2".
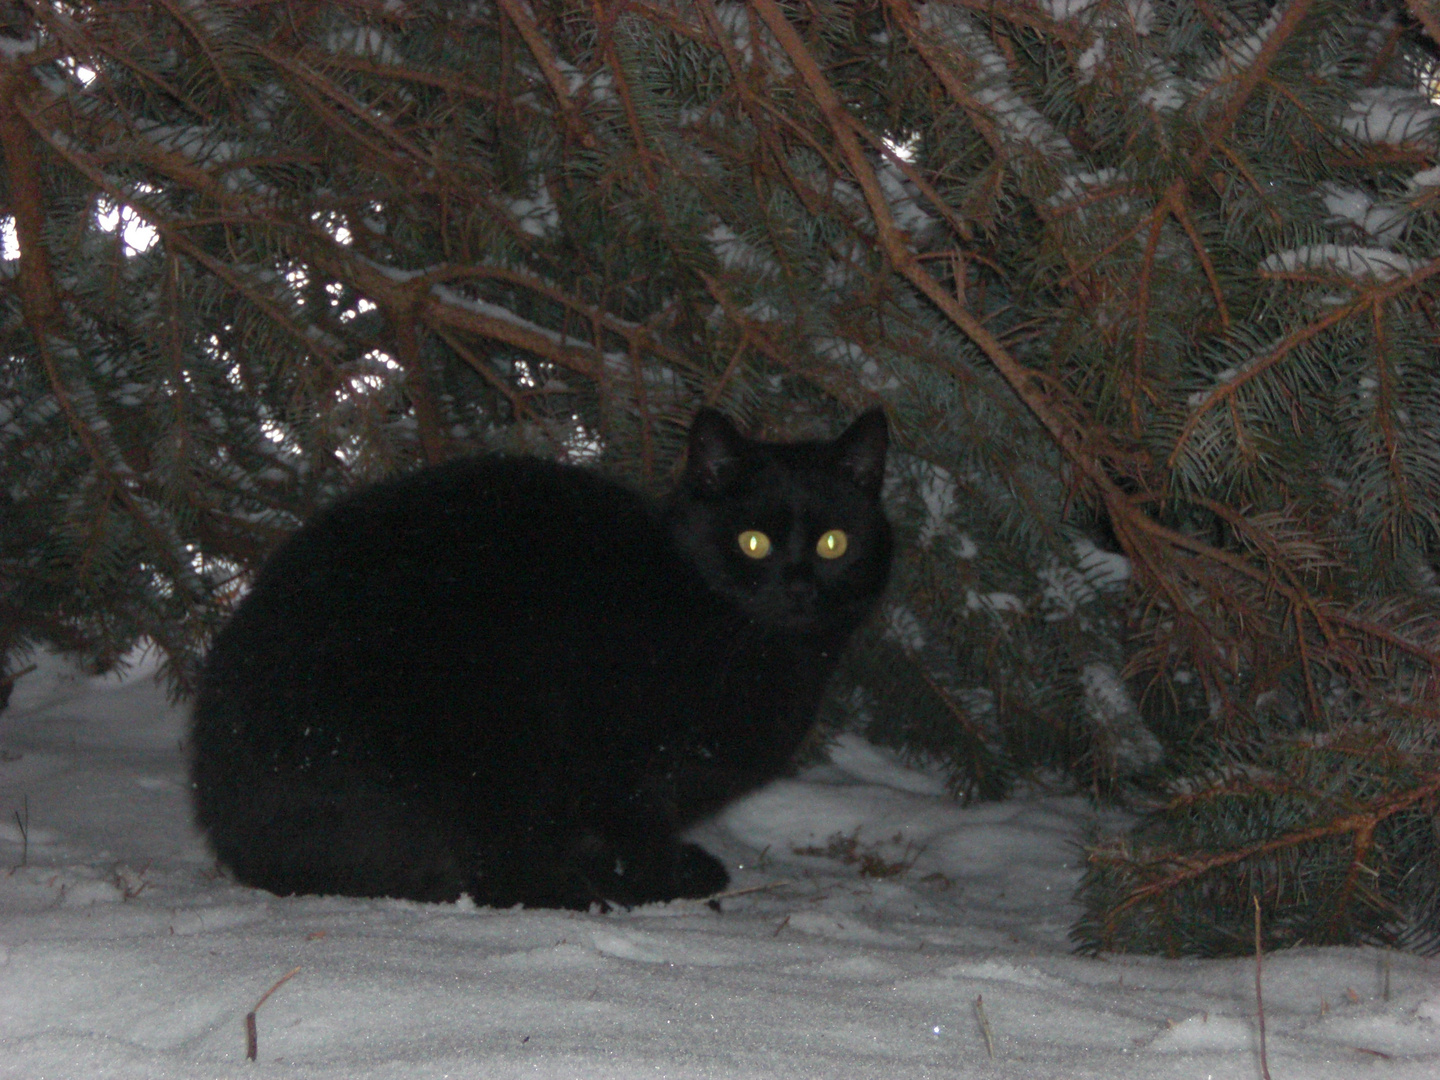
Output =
[{"x1": 1, "y1": 651, "x2": 1437, "y2": 1079}]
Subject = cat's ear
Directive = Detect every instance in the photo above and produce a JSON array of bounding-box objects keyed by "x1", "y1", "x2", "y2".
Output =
[
  {"x1": 832, "y1": 408, "x2": 888, "y2": 497},
  {"x1": 685, "y1": 408, "x2": 746, "y2": 492}
]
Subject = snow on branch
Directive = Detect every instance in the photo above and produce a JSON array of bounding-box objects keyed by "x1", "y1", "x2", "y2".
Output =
[
  {"x1": 1260, "y1": 244, "x2": 1426, "y2": 281},
  {"x1": 1341, "y1": 87, "x2": 1440, "y2": 146},
  {"x1": 917, "y1": 4, "x2": 1073, "y2": 162}
]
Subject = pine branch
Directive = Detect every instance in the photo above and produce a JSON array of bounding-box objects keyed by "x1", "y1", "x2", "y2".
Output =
[
  {"x1": 1186, "y1": 0, "x2": 1321, "y2": 173},
  {"x1": 1176, "y1": 258, "x2": 1440, "y2": 460}
]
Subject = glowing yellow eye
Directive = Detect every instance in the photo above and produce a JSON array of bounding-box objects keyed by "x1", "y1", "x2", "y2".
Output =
[
  {"x1": 817, "y1": 529, "x2": 848, "y2": 559},
  {"x1": 738, "y1": 530, "x2": 772, "y2": 558}
]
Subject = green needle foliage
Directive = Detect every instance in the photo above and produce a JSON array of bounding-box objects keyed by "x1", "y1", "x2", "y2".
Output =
[{"x1": 1, "y1": 0, "x2": 1437, "y2": 954}]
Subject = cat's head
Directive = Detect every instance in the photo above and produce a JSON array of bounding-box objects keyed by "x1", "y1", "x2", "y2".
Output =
[{"x1": 667, "y1": 408, "x2": 893, "y2": 635}]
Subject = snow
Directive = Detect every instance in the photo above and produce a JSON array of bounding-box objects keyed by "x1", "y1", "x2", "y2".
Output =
[
  {"x1": 1409, "y1": 166, "x2": 1440, "y2": 191},
  {"x1": 1342, "y1": 87, "x2": 1440, "y2": 146},
  {"x1": 1320, "y1": 184, "x2": 1406, "y2": 245},
  {"x1": 812, "y1": 338, "x2": 898, "y2": 393},
  {"x1": 875, "y1": 162, "x2": 935, "y2": 238},
  {"x1": 2, "y1": 651, "x2": 1439, "y2": 1078},
  {"x1": 505, "y1": 179, "x2": 561, "y2": 238},
  {"x1": 1261, "y1": 244, "x2": 1424, "y2": 280},
  {"x1": 919, "y1": 6, "x2": 1071, "y2": 160},
  {"x1": 323, "y1": 27, "x2": 402, "y2": 63},
  {"x1": 1207, "y1": 4, "x2": 1286, "y2": 76},
  {"x1": 1078, "y1": 662, "x2": 1164, "y2": 770},
  {"x1": 914, "y1": 464, "x2": 956, "y2": 548},
  {"x1": 1048, "y1": 168, "x2": 1123, "y2": 217},
  {"x1": 0, "y1": 35, "x2": 37, "y2": 59},
  {"x1": 705, "y1": 224, "x2": 780, "y2": 278}
]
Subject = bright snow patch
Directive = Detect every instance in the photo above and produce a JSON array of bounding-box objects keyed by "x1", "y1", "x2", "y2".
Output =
[
  {"x1": 1261, "y1": 244, "x2": 1425, "y2": 281},
  {"x1": 0, "y1": 651, "x2": 1436, "y2": 1077},
  {"x1": 1342, "y1": 87, "x2": 1440, "y2": 145}
]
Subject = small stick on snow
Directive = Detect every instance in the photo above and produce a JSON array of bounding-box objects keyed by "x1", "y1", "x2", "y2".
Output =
[
  {"x1": 1254, "y1": 896, "x2": 1271, "y2": 1080},
  {"x1": 245, "y1": 966, "x2": 301, "y2": 1062},
  {"x1": 709, "y1": 880, "x2": 794, "y2": 901},
  {"x1": 13, "y1": 795, "x2": 26, "y2": 868},
  {"x1": 0, "y1": 663, "x2": 37, "y2": 710},
  {"x1": 974, "y1": 994, "x2": 995, "y2": 1059}
]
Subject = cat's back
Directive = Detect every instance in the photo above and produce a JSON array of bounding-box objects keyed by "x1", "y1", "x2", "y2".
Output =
[
  {"x1": 248, "y1": 453, "x2": 665, "y2": 604},
  {"x1": 196, "y1": 453, "x2": 688, "y2": 716},
  {"x1": 285, "y1": 452, "x2": 658, "y2": 572}
]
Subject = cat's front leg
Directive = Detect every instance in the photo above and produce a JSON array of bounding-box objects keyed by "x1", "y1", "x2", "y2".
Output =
[
  {"x1": 566, "y1": 815, "x2": 729, "y2": 907},
  {"x1": 670, "y1": 841, "x2": 730, "y2": 899}
]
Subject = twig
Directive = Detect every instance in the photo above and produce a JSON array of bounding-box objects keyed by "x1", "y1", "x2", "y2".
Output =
[
  {"x1": 707, "y1": 879, "x2": 794, "y2": 901},
  {"x1": 13, "y1": 795, "x2": 26, "y2": 868},
  {"x1": 0, "y1": 662, "x2": 37, "y2": 710},
  {"x1": 1255, "y1": 896, "x2": 1271, "y2": 1080},
  {"x1": 245, "y1": 966, "x2": 300, "y2": 1062},
  {"x1": 974, "y1": 994, "x2": 995, "y2": 1059}
]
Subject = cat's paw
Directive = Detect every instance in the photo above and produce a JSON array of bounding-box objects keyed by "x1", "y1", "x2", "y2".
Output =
[{"x1": 672, "y1": 841, "x2": 729, "y2": 899}]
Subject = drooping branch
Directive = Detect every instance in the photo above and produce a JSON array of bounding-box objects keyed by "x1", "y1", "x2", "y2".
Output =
[
  {"x1": 0, "y1": 53, "x2": 196, "y2": 590},
  {"x1": 1091, "y1": 768, "x2": 1440, "y2": 934}
]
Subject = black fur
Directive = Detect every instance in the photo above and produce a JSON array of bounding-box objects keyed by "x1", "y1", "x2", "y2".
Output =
[{"x1": 190, "y1": 409, "x2": 891, "y2": 908}]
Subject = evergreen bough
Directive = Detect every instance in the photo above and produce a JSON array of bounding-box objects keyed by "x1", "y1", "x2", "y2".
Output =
[{"x1": 0, "y1": 0, "x2": 1437, "y2": 955}]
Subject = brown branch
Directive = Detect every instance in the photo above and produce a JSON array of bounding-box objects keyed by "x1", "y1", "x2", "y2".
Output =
[
  {"x1": 431, "y1": 324, "x2": 540, "y2": 426},
  {"x1": 153, "y1": 0, "x2": 239, "y2": 118},
  {"x1": 844, "y1": 110, "x2": 973, "y2": 243},
  {"x1": 706, "y1": 338, "x2": 752, "y2": 406},
  {"x1": 881, "y1": 0, "x2": 1005, "y2": 157},
  {"x1": 1128, "y1": 180, "x2": 1184, "y2": 437},
  {"x1": 422, "y1": 286, "x2": 598, "y2": 378},
  {"x1": 592, "y1": 0, "x2": 665, "y2": 209},
  {"x1": 495, "y1": 0, "x2": 598, "y2": 150},
  {"x1": 1405, "y1": 0, "x2": 1440, "y2": 49},
  {"x1": 0, "y1": 55, "x2": 60, "y2": 328},
  {"x1": 1171, "y1": 257, "x2": 1440, "y2": 465},
  {"x1": 746, "y1": 0, "x2": 1124, "y2": 506},
  {"x1": 0, "y1": 53, "x2": 193, "y2": 586},
  {"x1": 291, "y1": 50, "x2": 499, "y2": 102},
  {"x1": 389, "y1": 307, "x2": 448, "y2": 465},
  {"x1": 11, "y1": 50, "x2": 636, "y2": 391},
  {"x1": 1169, "y1": 187, "x2": 1231, "y2": 330},
  {"x1": 1186, "y1": 0, "x2": 1319, "y2": 173},
  {"x1": 256, "y1": 43, "x2": 434, "y2": 174},
  {"x1": 1099, "y1": 771, "x2": 1440, "y2": 927},
  {"x1": 416, "y1": 262, "x2": 703, "y2": 375},
  {"x1": 1369, "y1": 299, "x2": 1413, "y2": 526},
  {"x1": 1255, "y1": 896, "x2": 1272, "y2": 1080},
  {"x1": 948, "y1": 0, "x2": 1085, "y2": 46},
  {"x1": 10, "y1": 90, "x2": 337, "y2": 359},
  {"x1": 27, "y1": 2, "x2": 217, "y2": 123}
]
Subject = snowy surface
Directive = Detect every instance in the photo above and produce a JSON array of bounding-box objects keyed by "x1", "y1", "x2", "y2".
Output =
[{"x1": 2, "y1": 652, "x2": 1438, "y2": 1079}]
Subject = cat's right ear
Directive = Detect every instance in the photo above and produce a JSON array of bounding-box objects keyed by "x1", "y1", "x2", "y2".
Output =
[
  {"x1": 685, "y1": 408, "x2": 745, "y2": 493},
  {"x1": 833, "y1": 407, "x2": 889, "y2": 498}
]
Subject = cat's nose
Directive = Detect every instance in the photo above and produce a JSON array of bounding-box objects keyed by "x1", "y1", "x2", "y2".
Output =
[{"x1": 785, "y1": 577, "x2": 817, "y2": 604}]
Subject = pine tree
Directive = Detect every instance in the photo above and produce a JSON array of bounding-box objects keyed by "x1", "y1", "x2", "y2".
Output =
[{"x1": 1, "y1": 0, "x2": 1437, "y2": 954}]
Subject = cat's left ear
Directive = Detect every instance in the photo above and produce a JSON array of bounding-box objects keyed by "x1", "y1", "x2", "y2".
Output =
[
  {"x1": 832, "y1": 408, "x2": 888, "y2": 497},
  {"x1": 685, "y1": 408, "x2": 746, "y2": 492}
]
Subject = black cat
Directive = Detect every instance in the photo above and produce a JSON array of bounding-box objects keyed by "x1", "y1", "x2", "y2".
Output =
[{"x1": 190, "y1": 408, "x2": 891, "y2": 908}]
